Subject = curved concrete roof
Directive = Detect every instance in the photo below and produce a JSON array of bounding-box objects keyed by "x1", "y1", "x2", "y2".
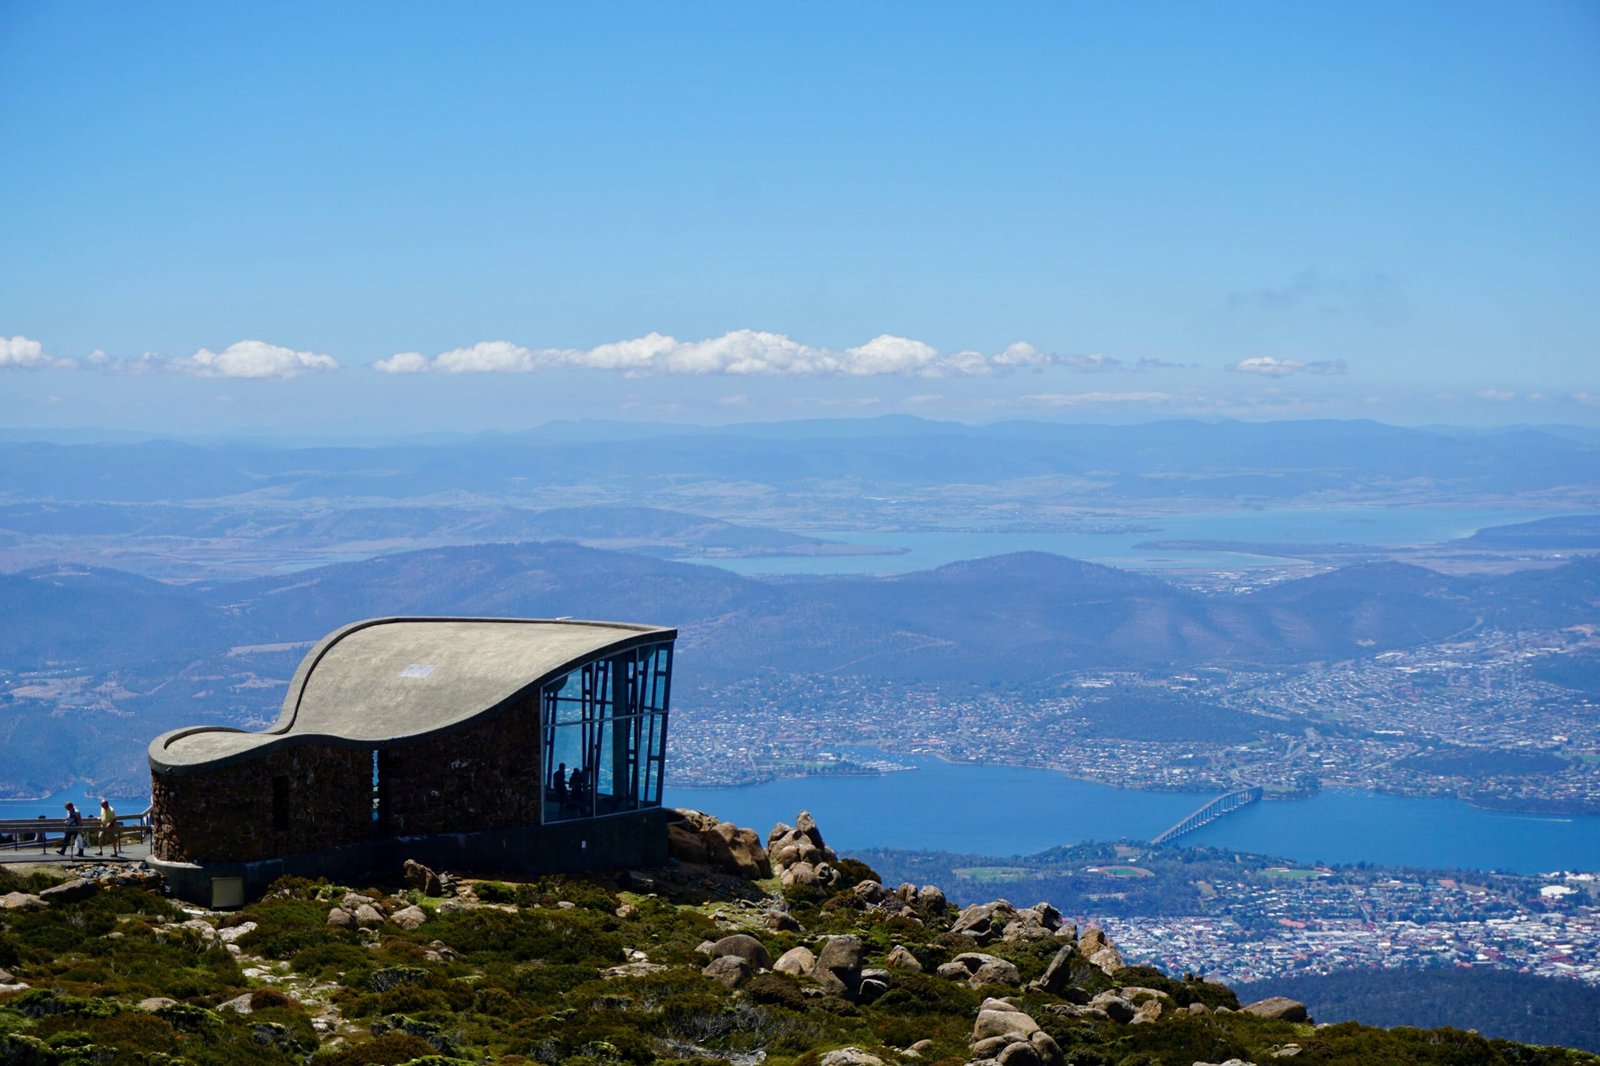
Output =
[{"x1": 148, "y1": 617, "x2": 675, "y2": 773}]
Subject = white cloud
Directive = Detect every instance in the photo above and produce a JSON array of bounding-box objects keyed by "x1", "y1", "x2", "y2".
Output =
[
  {"x1": 375, "y1": 330, "x2": 1109, "y2": 378},
  {"x1": 93, "y1": 340, "x2": 340, "y2": 379},
  {"x1": 1227, "y1": 356, "x2": 1347, "y2": 377},
  {"x1": 1, "y1": 335, "x2": 76, "y2": 370},
  {"x1": 167, "y1": 340, "x2": 338, "y2": 379},
  {"x1": 371, "y1": 351, "x2": 432, "y2": 374},
  {"x1": 1476, "y1": 389, "x2": 1517, "y2": 402}
]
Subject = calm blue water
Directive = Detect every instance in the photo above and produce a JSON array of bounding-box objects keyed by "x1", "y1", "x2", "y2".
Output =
[
  {"x1": 704, "y1": 506, "x2": 1576, "y2": 576},
  {"x1": 0, "y1": 791, "x2": 148, "y2": 823},
  {"x1": 664, "y1": 754, "x2": 1600, "y2": 875}
]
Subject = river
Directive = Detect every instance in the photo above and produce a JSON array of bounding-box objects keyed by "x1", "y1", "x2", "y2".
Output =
[{"x1": 664, "y1": 753, "x2": 1600, "y2": 875}]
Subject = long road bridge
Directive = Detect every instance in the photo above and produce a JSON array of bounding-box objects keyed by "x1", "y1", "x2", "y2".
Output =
[{"x1": 1150, "y1": 785, "x2": 1263, "y2": 846}]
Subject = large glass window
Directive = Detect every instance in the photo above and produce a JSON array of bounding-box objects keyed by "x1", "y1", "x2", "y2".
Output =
[{"x1": 542, "y1": 643, "x2": 671, "y2": 822}]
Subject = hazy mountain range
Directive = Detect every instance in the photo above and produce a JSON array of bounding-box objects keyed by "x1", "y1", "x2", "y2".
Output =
[
  {"x1": 3, "y1": 538, "x2": 1597, "y2": 797},
  {"x1": 4, "y1": 417, "x2": 1597, "y2": 504}
]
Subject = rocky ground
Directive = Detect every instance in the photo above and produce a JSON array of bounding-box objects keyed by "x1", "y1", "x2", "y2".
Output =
[{"x1": 1, "y1": 809, "x2": 1595, "y2": 1065}]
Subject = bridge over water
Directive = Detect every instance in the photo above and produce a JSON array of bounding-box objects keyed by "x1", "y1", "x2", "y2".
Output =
[{"x1": 1150, "y1": 785, "x2": 1263, "y2": 846}]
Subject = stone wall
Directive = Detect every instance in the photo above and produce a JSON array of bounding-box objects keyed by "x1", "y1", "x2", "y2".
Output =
[
  {"x1": 150, "y1": 695, "x2": 544, "y2": 865},
  {"x1": 381, "y1": 694, "x2": 541, "y2": 837},
  {"x1": 151, "y1": 744, "x2": 371, "y2": 864}
]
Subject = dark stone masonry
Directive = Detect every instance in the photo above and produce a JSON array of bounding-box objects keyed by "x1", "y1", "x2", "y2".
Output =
[{"x1": 145, "y1": 617, "x2": 676, "y2": 905}]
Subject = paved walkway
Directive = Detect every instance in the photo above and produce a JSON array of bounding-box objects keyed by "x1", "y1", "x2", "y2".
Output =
[{"x1": 0, "y1": 841, "x2": 152, "y2": 866}]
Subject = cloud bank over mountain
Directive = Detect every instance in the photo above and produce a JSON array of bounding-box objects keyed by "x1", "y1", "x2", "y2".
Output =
[{"x1": 372, "y1": 331, "x2": 1134, "y2": 378}]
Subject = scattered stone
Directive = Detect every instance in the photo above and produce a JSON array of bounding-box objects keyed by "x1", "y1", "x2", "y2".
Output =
[
  {"x1": 702, "y1": 955, "x2": 752, "y2": 988},
  {"x1": 217, "y1": 921, "x2": 257, "y2": 944},
  {"x1": 917, "y1": 884, "x2": 946, "y2": 913},
  {"x1": 708, "y1": 933, "x2": 772, "y2": 970},
  {"x1": 1273, "y1": 1047, "x2": 1303, "y2": 1059},
  {"x1": 884, "y1": 944, "x2": 923, "y2": 972},
  {"x1": 1188, "y1": 1002, "x2": 1210, "y2": 1015},
  {"x1": 251, "y1": 1022, "x2": 299, "y2": 1053},
  {"x1": 615, "y1": 902, "x2": 639, "y2": 919},
  {"x1": 763, "y1": 909, "x2": 801, "y2": 932},
  {"x1": 604, "y1": 961, "x2": 668, "y2": 978},
  {"x1": 1132, "y1": 999, "x2": 1163, "y2": 1024},
  {"x1": 138, "y1": 998, "x2": 177, "y2": 1012},
  {"x1": 1088, "y1": 992, "x2": 1136, "y2": 1024},
  {"x1": 937, "y1": 952, "x2": 1021, "y2": 989},
  {"x1": 175, "y1": 918, "x2": 218, "y2": 942},
  {"x1": 390, "y1": 905, "x2": 428, "y2": 930},
  {"x1": 820, "y1": 1048, "x2": 883, "y2": 1066},
  {"x1": 218, "y1": 992, "x2": 257, "y2": 1014},
  {"x1": 326, "y1": 907, "x2": 354, "y2": 929},
  {"x1": 402, "y1": 859, "x2": 442, "y2": 896},
  {"x1": 774, "y1": 945, "x2": 816, "y2": 977},
  {"x1": 1242, "y1": 996, "x2": 1309, "y2": 1023},
  {"x1": 353, "y1": 903, "x2": 385, "y2": 929},
  {"x1": 857, "y1": 967, "x2": 891, "y2": 1004},
  {"x1": 0, "y1": 892, "x2": 45, "y2": 911}
]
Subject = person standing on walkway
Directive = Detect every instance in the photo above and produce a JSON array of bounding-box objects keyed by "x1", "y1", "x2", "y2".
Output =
[
  {"x1": 97, "y1": 798, "x2": 119, "y2": 856},
  {"x1": 57, "y1": 802, "x2": 84, "y2": 857}
]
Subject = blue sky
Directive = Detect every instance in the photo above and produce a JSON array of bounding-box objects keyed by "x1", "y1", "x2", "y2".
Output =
[{"x1": 1, "y1": 1, "x2": 1596, "y2": 435}]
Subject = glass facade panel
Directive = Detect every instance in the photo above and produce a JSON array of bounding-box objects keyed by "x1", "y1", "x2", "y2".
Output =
[{"x1": 542, "y1": 642, "x2": 671, "y2": 823}]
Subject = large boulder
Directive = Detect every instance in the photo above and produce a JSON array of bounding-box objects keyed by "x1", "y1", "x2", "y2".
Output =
[
  {"x1": 970, "y1": 998, "x2": 1061, "y2": 1066},
  {"x1": 1001, "y1": 902, "x2": 1062, "y2": 941},
  {"x1": 39, "y1": 879, "x2": 99, "y2": 904},
  {"x1": 0, "y1": 892, "x2": 45, "y2": 911},
  {"x1": 768, "y1": 810, "x2": 840, "y2": 880},
  {"x1": 1078, "y1": 924, "x2": 1124, "y2": 974},
  {"x1": 402, "y1": 859, "x2": 442, "y2": 897},
  {"x1": 774, "y1": 945, "x2": 816, "y2": 977},
  {"x1": 950, "y1": 900, "x2": 1017, "y2": 944},
  {"x1": 937, "y1": 952, "x2": 1022, "y2": 989},
  {"x1": 1242, "y1": 996, "x2": 1309, "y2": 1022},
  {"x1": 390, "y1": 905, "x2": 428, "y2": 931},
  {"x1": 1029, "y1": 944, "x2": 1089, "y2": 996},
  {"x1": 814, "y1": 934, "x2": 864, "y2": 998},
  {"x1": 884, "y1": 944, "x2": 923, "y2": 972},
  {"x1": 707, "y1": 933, "x2": 772, "y2": 970},
  {"x1": 702, "y1": 955, "x2": 751, "y2": 989},
  {"x1": 669, "y1": 810, "x2": 771, "y2": 879}
]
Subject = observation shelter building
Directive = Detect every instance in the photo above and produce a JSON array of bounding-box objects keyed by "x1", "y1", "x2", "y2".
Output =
[{"x1": 146, "y1": 617, "x2": 675, "y2": 906}]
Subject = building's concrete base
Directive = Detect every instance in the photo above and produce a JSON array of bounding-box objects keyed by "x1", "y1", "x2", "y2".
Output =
[{"x1": 149, "y1": 809, "x2": 671, "y2": 907}]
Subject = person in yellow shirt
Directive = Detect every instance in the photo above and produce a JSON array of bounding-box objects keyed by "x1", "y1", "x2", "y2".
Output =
[{"x1": 97, "y1": 799, "x2": 119, "y2": 857}]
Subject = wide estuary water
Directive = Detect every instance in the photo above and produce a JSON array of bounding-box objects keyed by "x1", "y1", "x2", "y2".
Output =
[{"x1": 664, "y1": 753, "x2": 1600, "y2": 876}]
